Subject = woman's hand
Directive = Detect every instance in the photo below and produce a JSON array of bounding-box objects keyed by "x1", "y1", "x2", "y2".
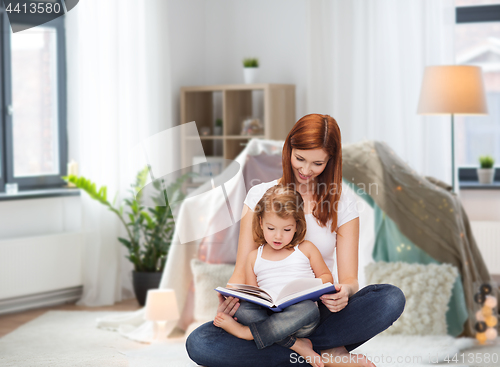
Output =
[
  {"x1": 217, "y1": 293, "x2": 240, "y2": 318},
  {"x1": 320, "y1": 284, "x2": 349, "y2": 313}
]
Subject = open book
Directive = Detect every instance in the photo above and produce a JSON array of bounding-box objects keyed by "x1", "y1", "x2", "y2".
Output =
[{"x1": 215, "y1": 278, "x2": 337, "y2": 312}]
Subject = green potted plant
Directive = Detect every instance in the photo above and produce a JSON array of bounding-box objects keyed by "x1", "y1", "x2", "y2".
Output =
[
  {"x1": 214, "y1": 118, "x2": 223, "y2": 136},
  {"x1": 243, "y1": 58, "x2": 259, "y2": 84},
  {"x1": 478, "y1": 155, "x2": 495, "y2": 184},
  {"x1": 63, "y1": 167, "x2": 190, "y2": 305}
]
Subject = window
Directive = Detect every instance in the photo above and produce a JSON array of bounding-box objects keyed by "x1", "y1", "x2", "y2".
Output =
[
  {"x1": 0, "y1": 4, "x2": 67, "y2": 192},
  {"x1": 455, "y1": 1, "x2": 500, "y2": 168}
]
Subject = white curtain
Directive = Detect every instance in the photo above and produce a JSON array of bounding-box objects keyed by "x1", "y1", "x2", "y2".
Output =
[
  {"x1": 307, "y1": 0, "x2": 455, "y2": 183},
  {"x1": 65, "y1": 0, "x2": 173, "y2": 306}
]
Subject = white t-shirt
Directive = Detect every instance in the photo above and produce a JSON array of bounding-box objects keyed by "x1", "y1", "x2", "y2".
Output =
[
  {"x1": 254, "y1": 244, "x2": 315, "y2": 297},
  {"x1": 243, "y1": 179, "x2": 359, "y2": 271}
]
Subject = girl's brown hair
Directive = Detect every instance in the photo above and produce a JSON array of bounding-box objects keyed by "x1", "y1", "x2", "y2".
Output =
[
  {"x1": 252, "y1": 185, "x2": 307, "y2": 249},
  {"x1": 282, "y1": 114, "x2": 342, "y2": 233}
]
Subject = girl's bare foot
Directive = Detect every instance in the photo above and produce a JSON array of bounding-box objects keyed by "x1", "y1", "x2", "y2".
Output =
[
  {"x1": 213, "y1": 312, "x2": 253, "y2": 340},
  {"x1": 320, "y1": 346, "x2": 375, "y2": 367},
  {"x1": 291, "y1": 338, "x2": 324, "y2": 367}
]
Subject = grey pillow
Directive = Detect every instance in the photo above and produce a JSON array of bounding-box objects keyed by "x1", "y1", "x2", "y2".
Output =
[
  {"x1": 365, "y1": 261, "x2": 458, "y2": 335},
  {"x1": 190, "y1": 259, "x2": 235, "y2": 323}
]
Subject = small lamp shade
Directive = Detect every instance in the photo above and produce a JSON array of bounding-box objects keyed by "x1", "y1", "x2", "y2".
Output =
[
  {"x1": 417, "y1": 65, "x2": 488, "y2": 115},
  {"x1": 145, "y1": 289, "x2": 179, "y2": 321}
]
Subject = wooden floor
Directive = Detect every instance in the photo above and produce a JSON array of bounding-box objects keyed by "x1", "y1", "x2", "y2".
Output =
[{"x1": 0, "y1": 298, "x2": 142, "y2": 338}]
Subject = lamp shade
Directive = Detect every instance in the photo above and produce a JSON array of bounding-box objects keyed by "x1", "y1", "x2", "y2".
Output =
[
  {"x1": 417, "y1": 65, "x2": 488, "y2": 115},
  {"x1": 144, "y1": 289, "x2": 179, "y2": 321}
]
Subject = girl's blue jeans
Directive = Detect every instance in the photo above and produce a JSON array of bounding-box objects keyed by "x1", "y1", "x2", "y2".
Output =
[
  {"x1": 186, "y1": 284, "x2": 406, "y2": 367},
  {"x1": 234, "y1": 300, "x2": 320, "y2": 349}
]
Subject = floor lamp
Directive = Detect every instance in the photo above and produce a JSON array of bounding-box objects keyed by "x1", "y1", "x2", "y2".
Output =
[{"x1": 417, "y1": 65, "x2": 488, "y2": 192}]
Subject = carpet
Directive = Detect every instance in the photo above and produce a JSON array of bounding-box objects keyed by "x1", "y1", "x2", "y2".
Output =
[
  {"x1": 0, "y1": 311, "x2": 496, "y2": 367},
  {"x1": 352, "y1": 335, "x2": 475, "y2": 367},
  {"x1": 0, "y1": 311, "x2": 149, "y2": 367}
]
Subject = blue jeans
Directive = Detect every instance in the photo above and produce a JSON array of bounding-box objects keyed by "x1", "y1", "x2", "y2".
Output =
[
  {"x1": 186, "y1": 284, "x2": 406, "y2": 367},
  {"x1": 234, "y1": 300, "x2": 319, "y2": 349}
]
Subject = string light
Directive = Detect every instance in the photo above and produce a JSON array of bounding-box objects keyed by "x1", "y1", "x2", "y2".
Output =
[
  {"x1": 485, "y1": 295, "x2": 497, "y2": 308},
  {"x1": 474, "y1": 282, "x2": 498, "y2": 345}
]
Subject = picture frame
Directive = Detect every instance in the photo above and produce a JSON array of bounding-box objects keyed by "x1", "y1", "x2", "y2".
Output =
[{"x1": 191, "y1": 156, "x2": 225, "y2": 183}]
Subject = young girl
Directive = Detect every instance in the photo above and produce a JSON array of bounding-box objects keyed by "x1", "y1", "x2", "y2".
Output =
[{"x1": 214, "y1": 185, "x2": 333, "y2": 367}]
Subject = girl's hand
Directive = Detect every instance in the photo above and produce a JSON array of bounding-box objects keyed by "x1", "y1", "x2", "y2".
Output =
[
  {"x1": 320, "y1": 284, "x2": 349, "y2": 313},
  {"x1": 217, "y1": 293, "x2": 240, "y2": 317}
]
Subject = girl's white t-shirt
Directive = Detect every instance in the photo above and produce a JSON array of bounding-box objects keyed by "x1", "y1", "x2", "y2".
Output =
[{"x1": 243, "y1": 179, "x2": 359, "y2": 272}]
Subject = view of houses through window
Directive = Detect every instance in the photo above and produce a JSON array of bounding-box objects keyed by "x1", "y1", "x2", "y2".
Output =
[
  {"x1": 455, "y1": 0, "x2": 500, "y2": 167},
  {"x1": 11, "y1": 27, "x2": 60, "y2": 177}
]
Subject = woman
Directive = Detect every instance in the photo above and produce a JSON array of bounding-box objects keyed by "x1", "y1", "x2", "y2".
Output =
[{"x1": 186, "y1": 114, "x2": 405, "y2": 367}]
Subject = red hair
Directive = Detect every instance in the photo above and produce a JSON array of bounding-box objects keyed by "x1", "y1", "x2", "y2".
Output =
[{"x1": 281, "y1": 114, "x2": 343, "y2": 232}]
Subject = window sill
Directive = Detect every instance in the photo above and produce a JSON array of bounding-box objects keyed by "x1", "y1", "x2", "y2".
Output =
[
  {"x1": 459, "y1": 181, "x2": 500, "y2": 190},
  {"x1": 0, "y1": 187, "x2": 81, "y2": 201}
]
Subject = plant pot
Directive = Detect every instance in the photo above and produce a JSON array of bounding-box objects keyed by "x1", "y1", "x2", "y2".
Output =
[
  {"x1": 214, "y1": 126, "x2": 222, "y2": 136},
  {"x1": 477, "y1": 168, "x2": 495, "y2": 184},
  {"x1": 132, "y1": 271, "x2": 163, "y2": 306},
  {"x1": 243, "y1": 67, "x2": 258, "y2": 84}
]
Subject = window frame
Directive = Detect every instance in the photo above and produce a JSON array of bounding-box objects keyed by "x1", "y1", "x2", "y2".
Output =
[
  {"x1": 456, "y1": 4, "x2": 500, "y2": 184},
  {"x1": 0, "y1": 6, "x2": 6, "y2": 193},
  {"x1": 456, "y1": 4, "x2": 500, "y2": 23},
  {"x1": 0, "y1": 5, "x2": 67, "y2": 192}
]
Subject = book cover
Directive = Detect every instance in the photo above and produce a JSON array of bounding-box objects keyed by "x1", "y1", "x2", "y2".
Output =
[{"x1": 215, "y1": 278, "x2": 337, "y2": 312}]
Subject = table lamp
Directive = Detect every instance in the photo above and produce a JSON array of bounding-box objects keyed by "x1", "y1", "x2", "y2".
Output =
[
  {"x1": 417, "y1": 65, "x2": 488, "y2": 192},
  {"x1": 145, "y1": 289, "x2": 179, "y2": 342}
]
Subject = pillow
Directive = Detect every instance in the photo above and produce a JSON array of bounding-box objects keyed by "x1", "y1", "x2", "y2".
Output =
[
  {"x1": 364, "y1": 261, "x2": 458, "y2": 336},
  {"x1": 190, "y1": 259, "x2": 235, "y2": 323}
]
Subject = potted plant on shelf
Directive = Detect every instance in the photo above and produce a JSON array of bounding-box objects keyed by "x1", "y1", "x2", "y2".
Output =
[
  {"x1": 477, "y1": 155, "x2": 495, "y2": 184},
  {"x1": 243, "y1": 58, "x2": 259, "y2": 84},
  {"x1": 63, "y1": 167, "x2": 190, "y2": 306},
  {"x1": 214, "y1": 118, "x2": 223, "y2": 136}
]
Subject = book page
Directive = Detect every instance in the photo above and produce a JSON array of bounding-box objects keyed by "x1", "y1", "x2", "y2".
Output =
[
  {"x1": 276, "y1": 282, "x2": 334, "y2": 305},
  {"x1": 226, "y1": 283, "x2": 275, "y2": 302},
  {"x1": 275, "y1": 278, "x2": 323, "y2": 303},
  {"x1": 216, "y1": 287, "x2": 274, "y2": 307}
]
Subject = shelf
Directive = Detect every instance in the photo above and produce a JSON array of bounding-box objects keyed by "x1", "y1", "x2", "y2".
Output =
[
  {"x1": 185, "y1": 135, "x2": 265, "y2": 140},
  {"x1": 186, "y1": 136, "x2": 224, "y2": 140},
  {"x1": 181, "y1": 83, "x2": 295, "y2": 93},
  {"x1": 0, "y1": 187, "x2": 81, "y2": 201},
  {"x1": 226, "y1": 135, "x2": 265, "y2": 140},
  {"x1": 180, "y1": 83, "x2": 295, "y2": 190},
  {"x1": 460, "y1": 181, "x2": 500, "y2": 190}
]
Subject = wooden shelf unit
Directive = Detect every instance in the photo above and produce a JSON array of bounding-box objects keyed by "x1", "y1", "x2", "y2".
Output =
[{"x1": 180, "y1": 84, "x2": 295, "y2": 187}]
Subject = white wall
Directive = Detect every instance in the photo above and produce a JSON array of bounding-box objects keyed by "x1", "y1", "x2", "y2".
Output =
[
  {"x1": 167, "y1": 0, "x2": 308, "y2": 124},
  {"x1": 460, "y1": 190, "x2": 500, "y2": 221},
  {"x1": 0, "y1": 196, "x2": 81, "y2": 240},
  {"x1": 167, "y1": 0, "x2": 207, "y2": 126},
  {"x1": 204, "y1": 0, "x2": 308, "y2": 119},
  {"x1": 0, "y1": 195, "x2": 83, "y2": 305}
]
